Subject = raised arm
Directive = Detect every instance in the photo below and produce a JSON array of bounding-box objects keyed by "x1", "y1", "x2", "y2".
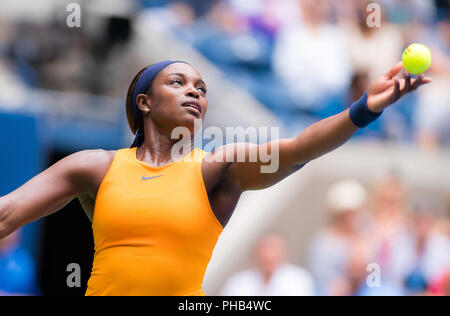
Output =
[
  {"x1": 205, "y1": 62, "x2": 431, "y2": 191},
  {"x1": 0, "y1": 149, "x2": 114, "y2": 239},
  {"x1": 288, "y1": 63, "x2": 431, "y2": 162}
]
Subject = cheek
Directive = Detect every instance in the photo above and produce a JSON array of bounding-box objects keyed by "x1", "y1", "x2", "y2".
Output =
[
  {"x1": 154, "y1": 95, "x2": 180, "y2": 114},
  {"x1": 154, "y1": 86, "x2": 179, "y2": 104},
  {"x1": 202, "y1": 99, "x2": 208, "y2": 115},
  {"x1": 149, "y1": 101, "x2": 176, "y2": 120},
  {"x1": 161, "y1": 92, "x2": 180, "y2": 108}
]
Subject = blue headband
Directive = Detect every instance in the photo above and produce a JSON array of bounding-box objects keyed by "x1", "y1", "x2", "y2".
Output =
[{"x1": 130, "y1": 60, "x2": 189, "y2": 148}]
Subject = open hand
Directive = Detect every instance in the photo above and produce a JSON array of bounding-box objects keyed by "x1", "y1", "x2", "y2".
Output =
[{"x1": 366, "y1": 62, "x2": 432, "y2": 113}]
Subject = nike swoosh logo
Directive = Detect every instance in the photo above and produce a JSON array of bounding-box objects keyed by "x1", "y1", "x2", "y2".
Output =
[{"x1": 141, "y1": 175, "x2": 163, "y2": 181}]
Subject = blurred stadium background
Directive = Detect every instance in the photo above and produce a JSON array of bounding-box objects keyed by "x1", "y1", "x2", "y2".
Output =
[{"x1": 0, "y1": 0, "x2": 448, "y2": 296}]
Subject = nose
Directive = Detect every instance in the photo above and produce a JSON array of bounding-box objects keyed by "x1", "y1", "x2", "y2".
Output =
[{"x1": 185, "y1": 84, "x2": 199, "y2": 99}]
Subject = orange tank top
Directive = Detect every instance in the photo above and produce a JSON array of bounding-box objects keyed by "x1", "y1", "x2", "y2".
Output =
[{"x1": 85, "y1": 147, "x2": 223, "y2": 296}]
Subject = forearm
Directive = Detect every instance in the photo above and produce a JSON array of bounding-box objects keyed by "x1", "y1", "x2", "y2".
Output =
[
  {"x1": 290, "y1": 109, "x2": 359, "y2": 164},
  {"x1": 0, "y1": 176, "x2": 76, "y2": 239},
  {"x1": 0, "y1": 157, "x2": 85, "y2": 240},
  {"x1": 0, "y1": 193, "x2": 39, "y2": 240}
]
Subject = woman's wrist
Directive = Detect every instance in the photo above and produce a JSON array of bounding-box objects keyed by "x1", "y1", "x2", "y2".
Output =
[
  {"x1": 349, "y1": 92, "x2": 383, "y2": 128},
  {"x1": 366, "y1": 95, "x2": 384, "y2": 113}
]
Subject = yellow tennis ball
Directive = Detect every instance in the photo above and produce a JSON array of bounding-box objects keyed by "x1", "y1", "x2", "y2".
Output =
[{"x1": 402, "y1": 43, "x2": 431, "y2": 74}]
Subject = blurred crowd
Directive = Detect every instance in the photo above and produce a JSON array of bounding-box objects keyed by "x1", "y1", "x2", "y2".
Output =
[
  {"x1": 143, "y1": 0, "x2": 450, "y2": 147},
  {"x1": 220, "y1": 175, "x2": 450, "y2": 296},
  {"x1": 0, "y1": 0, "x2": 449, "y2": 147}
]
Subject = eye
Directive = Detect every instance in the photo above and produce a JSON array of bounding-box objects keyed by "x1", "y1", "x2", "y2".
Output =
[
  {"x1": 171, "y1": 80, "x2": 183, "y2": 86},
  {"x1": 197, "y1": 86, "x2": 207, "y2": 93}
]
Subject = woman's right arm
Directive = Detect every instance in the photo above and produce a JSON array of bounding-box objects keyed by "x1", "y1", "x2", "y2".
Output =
[{"x1": 0, "y1": 149, "x2": 113, "y2": 239}]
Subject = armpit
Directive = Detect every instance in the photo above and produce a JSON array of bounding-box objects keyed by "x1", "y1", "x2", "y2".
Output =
[{"x1": 77, "y1": 193, "x2": 95, "y2": 222}]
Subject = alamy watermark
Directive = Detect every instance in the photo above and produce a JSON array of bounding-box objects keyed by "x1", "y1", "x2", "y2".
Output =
[
  {"x1": 366, "y1": 3, "x2": 382, "y2": 28},
  {"x1": 170, "y1": 119, "x2": 280, "y2": 173},
  {"x1": 66, "y1": 263, "x2": 81, "y2": 288},
  {"x1": 66, "y1": 3, "x2": 81, "y2": 28},
  {"x1": 366, "y1": 263, "x2": 381, "y2": 288}
]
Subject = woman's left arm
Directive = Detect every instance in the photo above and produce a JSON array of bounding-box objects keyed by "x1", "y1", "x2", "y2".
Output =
[{"x1": 208, "y1": 62, "x2": 431, "y2": 191}]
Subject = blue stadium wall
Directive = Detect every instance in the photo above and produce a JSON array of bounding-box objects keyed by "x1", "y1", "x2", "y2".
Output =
[{"x1": 0, "y1": 109, "x2": 125, "y2": 261}]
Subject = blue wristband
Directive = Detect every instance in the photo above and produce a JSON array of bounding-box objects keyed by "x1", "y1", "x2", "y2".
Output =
[{"x1": 349, "y1": 92, "x2": 382, "y2": 127}]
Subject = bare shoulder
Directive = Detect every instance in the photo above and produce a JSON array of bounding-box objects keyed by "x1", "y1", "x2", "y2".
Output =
[
  {"x1": 68, "y1": 149, "x2": 117, "y2": 168},
  {"x1": 77, "y1": 148, "x2": 117, "y2": 177},
  {"x1": 62, "y1": 149, "x2": 118, "y2": 195},
  {"x1": 71, "y1": 149, "x2": 117, "y2": 221}
]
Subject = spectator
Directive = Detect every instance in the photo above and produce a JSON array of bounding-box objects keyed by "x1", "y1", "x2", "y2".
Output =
[
  {"x1": 366, "y1": 172, "x2": 415, "y2": 289},
  {"x1": 228, "y1": 0, "x2": 301, "y2": 43},
  {"x1": 349, "y1": 239, "x2": 404, "y2": 296},
  {"x1": 429, "y1": 269, "x2": 450, "y2": 296},
  {"x1": 220, "y1": 233, "x2": 315, "y2": 296},
  {"x1": 404, "y1": 195, "x2": 450, "y2": 295},
  {"x1": 308, "y1": 179, "x2": 369, "y2": 296},
  {"x1": 272, "y1": 0, "x2": 352, "y2": 114},
  {"x1": 380, "y1": 0, "x2": 436, "y2": 25},
  {"x1": 338, "y1": 0, "x2": 404, "y2": 84}
]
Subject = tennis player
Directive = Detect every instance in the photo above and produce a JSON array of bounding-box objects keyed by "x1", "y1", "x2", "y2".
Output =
[{"x1": 0, "y1": 60, "x2": 430, "y2": 295}]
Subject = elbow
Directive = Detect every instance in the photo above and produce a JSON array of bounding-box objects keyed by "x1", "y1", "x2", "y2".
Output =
[
  {"x1": 0, "y1": 197, "x2": 13, "y2": 240},
  {"x1": 0, "y1": 220, "x2": 7, "y2": 240},
  {"x1": 0, "y1": 222, "x2": 14, "y2": 241},
  {"x1": 0, "y1": 223, "x2": 8, "y2": 240}
]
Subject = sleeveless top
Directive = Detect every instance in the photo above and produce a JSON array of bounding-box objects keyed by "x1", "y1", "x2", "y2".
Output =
[{"x1": 85, "y1": 147, "x2": 223, "y2": 296}]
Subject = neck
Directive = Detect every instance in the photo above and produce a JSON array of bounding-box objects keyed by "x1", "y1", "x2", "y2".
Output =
[{"x1": 136, "y1": 123, "x2": 194, "y2": 167}]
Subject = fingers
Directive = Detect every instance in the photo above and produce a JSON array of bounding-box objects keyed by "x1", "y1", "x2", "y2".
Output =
[
  {"x1": 385, "y1": 62, "x2": 404, "y2": 79},
  {"x1": 383, "y1": 71, "x2": 432, "y2": 108},
  {"x1": 410, "y1": 74, "x2": 424, "y2": 90},
  {"x1": 404, "y1": 72, "x2": 411, "y2": 91},
  {"x1": 396, "y1": 72, "x2": 411, "y2": 99},
  {"x1": 411, "y1": 74, "x2": 433, "y2": 89},
  {"x1": 401, "y1": 73, "x2": 432, "y2": 93},
  {"x1": 389, "y1": 78, "x2": 401, "y2": 103}
]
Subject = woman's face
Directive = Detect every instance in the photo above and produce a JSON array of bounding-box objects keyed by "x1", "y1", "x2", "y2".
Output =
[{"x1": 145, "y1": 62, "x2": 208, "y2": 134}]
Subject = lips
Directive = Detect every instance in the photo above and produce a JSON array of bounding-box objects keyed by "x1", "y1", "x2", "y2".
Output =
[{"x1": 181, "y1": 101, "x2": 202, "y2": 114}]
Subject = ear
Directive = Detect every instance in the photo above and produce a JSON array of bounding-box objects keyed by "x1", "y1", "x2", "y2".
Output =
[{"x1": 136, "y1": 94, "x2": 151, "y2": 112}]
